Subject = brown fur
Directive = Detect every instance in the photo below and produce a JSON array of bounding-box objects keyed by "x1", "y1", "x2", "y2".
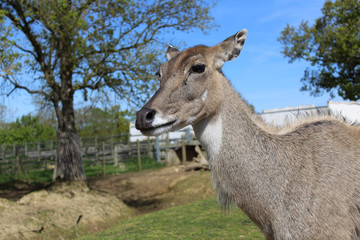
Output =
[{"x1": 136, "y1": 30, "x2": 360, "y2": 239}]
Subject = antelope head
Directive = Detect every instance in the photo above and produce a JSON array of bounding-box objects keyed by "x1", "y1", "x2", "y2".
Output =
[{"x1": 135, "y1": 29, "x2": 247, "y2": 136}]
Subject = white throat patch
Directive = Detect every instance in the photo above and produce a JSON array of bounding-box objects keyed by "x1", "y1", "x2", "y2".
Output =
[
  {"x1": 193, "y1": 116, "x2": 222, "y2": 163},
  {"x1": 201, "y1": 90, "x2": 208, "y2": 102}
]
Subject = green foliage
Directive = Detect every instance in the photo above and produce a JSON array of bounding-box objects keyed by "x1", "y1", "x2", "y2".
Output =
[
  {"x1": 0, "y1": 114, "x2": 56, "y2": 144},
  {"x1": 0, "y1": 0, "x2": 217, "y2": 107},
  {"x1": 75, "y1": 105, "x2": 132, "y2": 138},
  {"x1": 278, "y1": 0, "x2": 360, "y2": 100},
  {"x1": 0, "y1": 0, "x2": 216, "y2": 181},
  {"x1": 80, "y1": 198, "x2": 264, "y2": 240}
]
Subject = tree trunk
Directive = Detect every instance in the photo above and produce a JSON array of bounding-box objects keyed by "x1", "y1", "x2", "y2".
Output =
[
  {"x1": 53, "y1": 130, "x2": 86, "y2": 181},
  {"x1": 52, "y1": 70, "x2": 86, "y2": 181},
  {"x1": 52, "y1": 26, "x2": 86, "y2": 181}
]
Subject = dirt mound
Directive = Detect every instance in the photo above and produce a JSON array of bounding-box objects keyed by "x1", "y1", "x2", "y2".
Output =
[
  {"x1": 0, "y1": 166, "x2": 215, "y2": 239},
  {"x1": 88, "y1": 166, "x2": 215, "y2": 213},
  {"x1": 0, "y1": 181, "x2": 132, "y2": 240}
]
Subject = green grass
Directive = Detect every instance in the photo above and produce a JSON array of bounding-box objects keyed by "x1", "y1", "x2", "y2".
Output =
[
  {"x1": 0, "y1": 156, "x2": 164, "y2": 184},
  {"x1": 79, "y1": 198, "x2": 265, "y2": 240},
  {"x1": 85, "y1": 156, "x2": 164, "y2": 177},
  {"x1": 0, "y1": 168, "x2": 53, "y2": 183}
]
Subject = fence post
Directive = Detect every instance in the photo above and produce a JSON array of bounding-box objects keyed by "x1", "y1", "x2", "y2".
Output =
[
  {"x1": 50, "y1": 140, "x2": 54, "y2": 169},
  {"x1": 137, "y1": 139, "x2": 142, "y2": 171},
  {"x1": 129, "y1": 139, "x2": 133, "y2": 158},
  {"x1": 186, "y1": 128, "x2": 191, "y2": 144},
  {"x1": 79, "y1": 137, "x2": 82, "y2": 155},
  {"x1": 111, "y1": 135, "x2": 114, "y2": 163},
  {"x1": 1, "y1": 144, "x2": 5, "y2": 171},
  {"x1": 42, "y1": 141, "x2": 46, "y2": 170},
  {"x1": 0, "y1": 144, "x2": 4, "y2": 174},
  {"x1": 156, "y1": 136, "x2": 160, "y2": 163},
  {"x1": 114, "y1": 145, "x2": 118, "y2": 166},
  {"x1": 19, "y1": 155, "x2": 30, "y2": 184},
  {"x1": 25, "y1": 142, "x2": 28, "y2": 156},
  {"x1": 94, "y1": 137, "x2": 101, "y2": 164},
  {"x1": 165, "y1": 133, "x2": 169, "y2": 162},
  {"x1": 14, "y1": 146, "x2": 19, "y2": 181},
  {"x1": 11, "y1": 143, "x2": 15, "y2": 172},
  {"x1": 147, "y1": 137, "x2": 151, "y2": 158},
  {"x1": 13, "y1": 143, "x2": 15, "y2": 157},
  {"x1": 181, "y1": 135, "x2": 186, "y2": 164},
  {"x1": 102, "y1": 141, "x2": 106, "y2": 176},
  {"x1": 37, "y1": 141, "x2": 41, "y2": 164}
]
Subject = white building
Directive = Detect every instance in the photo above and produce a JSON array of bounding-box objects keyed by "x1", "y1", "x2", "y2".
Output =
[
  {"x1": 327, "y1": 101, "x2": 360, "y2": 124},
  {"x1": 260, "y1": 101, "x2": 360, "y2": 128},
  {"x1": 260, "y1": 104, "x2": 321, "y2": 128}
]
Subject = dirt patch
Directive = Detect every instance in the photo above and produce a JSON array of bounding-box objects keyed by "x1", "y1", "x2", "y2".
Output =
[
  {"x1": 0, "y1": 181, "x2": 49, "y2": 201},
  {"x1": 88, "y1": 166, "x2": 215, "y2": 214},
  {"x1": 0, "y1": 166, "x2": 215, "y2": 239}
]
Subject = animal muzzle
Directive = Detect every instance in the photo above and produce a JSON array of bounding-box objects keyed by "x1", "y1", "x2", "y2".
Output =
[{"x1": 135, "y1": 107, "x2": 156, "y2": 131}]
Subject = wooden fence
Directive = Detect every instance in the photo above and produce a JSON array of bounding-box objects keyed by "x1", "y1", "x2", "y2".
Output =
[{"x1": 0, "y1": 130, "x2": 197, "y2": 177}]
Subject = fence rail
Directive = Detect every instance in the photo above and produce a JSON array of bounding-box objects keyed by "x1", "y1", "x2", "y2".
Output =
[{"x1": 0, "y1": 130, "x2": 198, "y2": 178}]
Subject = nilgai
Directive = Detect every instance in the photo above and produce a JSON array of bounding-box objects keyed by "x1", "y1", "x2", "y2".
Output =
[{"x1": 135, "y1": 29, "x2": 360, "y2": 239}]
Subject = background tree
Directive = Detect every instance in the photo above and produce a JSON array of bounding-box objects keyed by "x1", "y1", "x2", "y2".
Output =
[
  {"x1": 0, "y1": 114, "x2": 56, "y2": 144},
  {"x1": 0, "y1": 30, "x2": 16, "y2": 78},
  {"x1": 0, "y1": 0, "x2": 217, "y2": 181},
  {"x1": 278, "y1": 0, "x2": 360, "y2": 100},
  {"x1": 75, "y1": 105, "x2": 132, "y2": 141}
]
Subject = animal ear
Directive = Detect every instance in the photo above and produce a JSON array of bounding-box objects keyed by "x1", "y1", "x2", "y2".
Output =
[
  {"x1": 166, "y1": 45, "x2": 180, "y2": 61},
  {"x1": 215, "y1": 29, "x2": 247, "y2": 69}
]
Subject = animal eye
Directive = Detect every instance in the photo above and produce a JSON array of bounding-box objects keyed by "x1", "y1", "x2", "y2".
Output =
[
  {"x1": 155, "y1": 71, "x2": 161, "y2": 79},
  {"x1": 191, "y1": 64, "x2": 205, "y2": 74}
]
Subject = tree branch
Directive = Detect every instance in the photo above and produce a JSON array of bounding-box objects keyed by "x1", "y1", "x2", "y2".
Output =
[
  {"x1": 13, "y1": 43, "x2": 37, "y2": 58},
  {"x1": 4, "y1": 75, "x2": 49, "y2": 98}
]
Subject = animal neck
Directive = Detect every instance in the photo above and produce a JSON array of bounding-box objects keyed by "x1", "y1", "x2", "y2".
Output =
[
  {"x1": 192, "y1": 77, "x2": 286, "y2": 227},
  {"x1": 192, "y1": 77, "x2": 272, "y2": 164}
]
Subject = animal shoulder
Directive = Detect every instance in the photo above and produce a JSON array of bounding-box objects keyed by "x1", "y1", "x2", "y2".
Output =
[{"x1": 275, "y1": 116, "x2": 358, "y2": 136}]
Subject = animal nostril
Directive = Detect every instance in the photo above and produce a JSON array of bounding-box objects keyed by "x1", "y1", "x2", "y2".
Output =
[{"x1": 145, "y1": 109, "x2": 156, "y2": 121}]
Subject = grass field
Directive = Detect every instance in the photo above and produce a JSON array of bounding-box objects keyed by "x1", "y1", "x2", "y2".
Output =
[
  {"x1": 0, "y1": 156, "x2": 164, "y2": 183},
  {"x1": 80, "y1": 198, "x2": 265, "y2": 240}
]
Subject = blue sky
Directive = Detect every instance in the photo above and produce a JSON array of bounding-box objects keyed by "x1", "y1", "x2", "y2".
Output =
[
  {"x1": 3, "y1": 0, "x2": 344, "y2": 121},
  {"x1": 172, "y1": 0, "x2": 344, "y2": 113}
]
